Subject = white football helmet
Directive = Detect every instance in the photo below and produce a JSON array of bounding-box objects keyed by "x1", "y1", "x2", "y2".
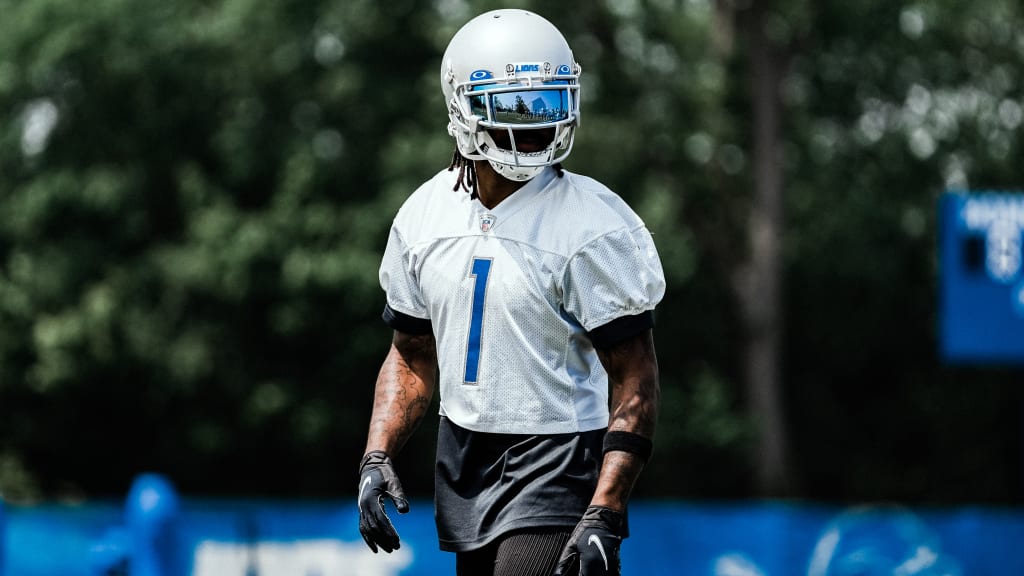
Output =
[{"x1": 441, "y1": 9, "x2": 581, "y2": 182}]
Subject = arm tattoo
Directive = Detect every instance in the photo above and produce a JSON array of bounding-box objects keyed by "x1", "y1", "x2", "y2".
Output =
[{"x1": 365, "y1": 332, "x2": 438, "y2": 456}]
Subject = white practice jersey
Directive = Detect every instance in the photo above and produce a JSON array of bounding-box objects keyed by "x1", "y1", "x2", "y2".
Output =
[{"x1": 379, "y1": 166, "x2": 665, "y2": 434}]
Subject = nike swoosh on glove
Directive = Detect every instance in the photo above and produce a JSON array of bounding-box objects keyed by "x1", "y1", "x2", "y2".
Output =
[
  {"x1": 555, "y1": 505, "x2": 624, "y2": 575},
  {"x1": 357, "y1": 451, "x2": 410, "y2": 553}
]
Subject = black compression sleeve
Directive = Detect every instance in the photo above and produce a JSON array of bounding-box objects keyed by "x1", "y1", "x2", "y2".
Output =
[{"x1": 587, "y1": 311, "x2": 654, "y2": 349}]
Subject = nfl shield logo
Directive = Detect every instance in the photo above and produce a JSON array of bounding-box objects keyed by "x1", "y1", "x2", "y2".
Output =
[{"x1": 479, "y1": 213, "x2": 497, "y2": 233}]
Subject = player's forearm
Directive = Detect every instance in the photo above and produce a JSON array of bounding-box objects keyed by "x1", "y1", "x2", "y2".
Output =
[
  {"x1": 365, "y1": 332, "x2": 438, "y2": 456},
  {"x1": 607, "y1": 366, "x2": 659, "y2": 438},
  {"x1": 591, "y1": 383, "x2": 658, "y2": 510},
  {"x1": 593, "y1": 330, "x2": 660, "y2": 511},
  {"x1": 591, "y1": 450, "x2": 646, "y2": 512}
]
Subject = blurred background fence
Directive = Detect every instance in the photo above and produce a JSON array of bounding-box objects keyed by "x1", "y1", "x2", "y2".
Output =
[{"x1": 2, "y1": 0, "x2": 1024, "y2": 573}]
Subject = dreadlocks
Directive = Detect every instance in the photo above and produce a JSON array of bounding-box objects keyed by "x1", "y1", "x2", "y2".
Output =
[
  {"x1": 448, "y1": 148, "x2": 479, "y2": 199},
  {"x1": 447, "y1": 147, "x2": 564, "y2": 200}
]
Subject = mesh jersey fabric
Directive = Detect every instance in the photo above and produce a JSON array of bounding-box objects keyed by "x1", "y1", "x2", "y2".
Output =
[{"x1": 379, "y1": 166, "x2": 665, "y2": 435}]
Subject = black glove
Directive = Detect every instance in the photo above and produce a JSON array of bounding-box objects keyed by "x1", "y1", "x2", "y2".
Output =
[
  {"x1": 357, "y1": 451, "x2": 409, "y2": 553},
  {"x1": 555, "y1": 505, "x2": 624, "y2": 576}
]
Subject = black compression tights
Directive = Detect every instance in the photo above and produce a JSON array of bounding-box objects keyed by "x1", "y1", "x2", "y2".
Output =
[{"x1": 455, "y1": 528, "x2": 574, "y2": 576}]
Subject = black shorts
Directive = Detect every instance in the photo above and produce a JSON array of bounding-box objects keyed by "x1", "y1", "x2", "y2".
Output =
[{"x1": 434, "y1": 416, "x2": 604, "y2": 552}]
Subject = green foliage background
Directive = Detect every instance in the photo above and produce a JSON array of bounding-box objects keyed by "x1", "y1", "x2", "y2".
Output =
[{"x1": 0, "y1": 0, "x2": 1021, "y2": 503}]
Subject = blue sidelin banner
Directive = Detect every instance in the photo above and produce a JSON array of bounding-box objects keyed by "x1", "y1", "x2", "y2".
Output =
[
  {"x1": 939, "y1": 191, "x2": 1024, "y2": 364},
  {"x1": 3, "y1": 476, "x2": 1024, "y2": 575},
  {"x1": 0, "y1": 496, "x2": 5, "y2": 576}
]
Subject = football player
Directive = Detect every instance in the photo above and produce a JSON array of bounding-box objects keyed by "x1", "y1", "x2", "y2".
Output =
[{"x1": 357, "y1": 9, "x2": 665, "y2": 576}]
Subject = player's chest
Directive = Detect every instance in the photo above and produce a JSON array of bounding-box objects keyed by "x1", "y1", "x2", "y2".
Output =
[{"x1": 413, "y1": 237, "x2": 566, "y2": 310}]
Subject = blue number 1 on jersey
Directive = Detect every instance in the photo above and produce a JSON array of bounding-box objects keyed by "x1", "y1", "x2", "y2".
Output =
[{"x1": 465, "y1": 257, "x2": 493, "y2": 384}]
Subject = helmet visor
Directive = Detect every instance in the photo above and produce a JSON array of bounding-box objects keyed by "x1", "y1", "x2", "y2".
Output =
[{"x1": 469, "y1": 87, "x2": 570, "y2": 126}]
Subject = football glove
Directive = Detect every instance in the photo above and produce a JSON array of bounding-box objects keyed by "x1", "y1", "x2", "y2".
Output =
[
  {"x1": 357, "y1": 451, "x2": 409, "y2": 553},
  {"x1": 554, "y1": 505, "x2": 624, "y2": 576}
]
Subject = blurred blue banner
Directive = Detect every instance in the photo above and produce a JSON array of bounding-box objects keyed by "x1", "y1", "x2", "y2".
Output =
[
  {"x1": 939, "y1": 191, "x2": 1024, "y2": 364},
  {"x1": 0, "y1": 498, "x2": 5, "y2": 576},
  {"x1": 3, "y1": 496, "x2": 1024, "y2": 575}
]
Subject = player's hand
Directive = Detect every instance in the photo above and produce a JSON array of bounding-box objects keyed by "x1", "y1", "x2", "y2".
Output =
[
  {"x1": 357, "y1": 451, "x2": 410, "y2": 553},
  {"x1": 554, "y1": 505, "x2": 624, "y2": 575}
]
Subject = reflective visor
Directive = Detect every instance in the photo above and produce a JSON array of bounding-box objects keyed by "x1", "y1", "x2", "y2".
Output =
[{"x1": 469, "y1": 88, "x2": 570, "y2": 125}]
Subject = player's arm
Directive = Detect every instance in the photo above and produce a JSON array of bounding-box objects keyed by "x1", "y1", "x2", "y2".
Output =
[
  {"x1": 592, "y1": 328, "x2": 659, "y2": 511},
  {"x1": 358, "y1": 329, "x2": 437, "y2": 553},
  {"x1": 555, "y1": 327, "x2": 658, "y2": 575},
  {"x1": 365, "y1": 330, "x2": 438, "y2": 455}
]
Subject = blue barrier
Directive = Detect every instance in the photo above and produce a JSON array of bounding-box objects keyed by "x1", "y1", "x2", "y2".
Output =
[
  {"x1": 3, "y1": 479, "x2": 1024, "y2": 575},
  {"x1": 1, "y1": 494, "x2": 5, "y2": 576}
]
